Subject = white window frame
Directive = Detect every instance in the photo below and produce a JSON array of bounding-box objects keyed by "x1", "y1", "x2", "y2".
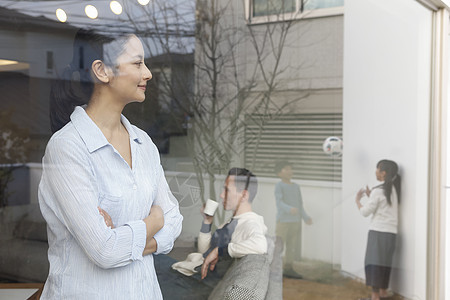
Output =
[{"x1": 246, "y1": 0, "x2": 344, "y2": 24}]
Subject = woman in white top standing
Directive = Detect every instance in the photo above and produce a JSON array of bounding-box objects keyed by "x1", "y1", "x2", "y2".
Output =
[
  {"x1": 355, "y1": 160, "x2": 401, "y2": 300},
  {"x1": 38, "y1": 30, "x2": 182, "y2": 299}
]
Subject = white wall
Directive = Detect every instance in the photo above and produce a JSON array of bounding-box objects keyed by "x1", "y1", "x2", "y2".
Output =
[
  {"x1": 252, "y1": 177, "x2": 341, "y2": 266},
  {"x1": 342, "y1": 0, "x2": 432, "y2": 299}
]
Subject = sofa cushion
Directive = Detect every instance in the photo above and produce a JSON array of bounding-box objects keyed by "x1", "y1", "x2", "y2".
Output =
[
  {"x1": 208, "y1": 235, "x2": 281, "y2": 300},
  {"x1": 265, "y1": 236, "x2": 283, "y2": 300},
  {"x1": 208, "y1": 253, "x2": 270, "y2": 300}
]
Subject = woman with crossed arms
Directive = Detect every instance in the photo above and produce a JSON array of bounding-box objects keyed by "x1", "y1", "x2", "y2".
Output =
[{"x1": 38, "y1": 30, "x2": 182, "y2": 299}]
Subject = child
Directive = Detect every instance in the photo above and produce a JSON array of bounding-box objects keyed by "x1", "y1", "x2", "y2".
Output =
[
  {"x1": 355, "y1": 160, "x2": 401, "y2": 300},
  {"x1": 274, "y1": 160, "x2": 312, "y2": 278}
]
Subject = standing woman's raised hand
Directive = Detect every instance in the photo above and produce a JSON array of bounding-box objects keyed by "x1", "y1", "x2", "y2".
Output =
[
  {"x1": 356, "y1": 187, "x2": 366, "y2": 201},
  {"x1": 365, "y1": 185, "x2": 371, "y2": 197},
  {"x1": 355, "y1": 187, "x2": 366, "y2": 210}
]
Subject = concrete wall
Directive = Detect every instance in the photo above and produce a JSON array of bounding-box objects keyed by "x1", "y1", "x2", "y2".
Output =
[{"x1": 342, "y1": 0, "x2": 432, "y2": 298}]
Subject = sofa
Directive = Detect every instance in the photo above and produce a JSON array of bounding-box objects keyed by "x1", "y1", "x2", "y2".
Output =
[
  {"x1": 0, "y1": 205, "x2": 283, "y2": 300},
  {"x1": 155, "y1": 236, "x2": 283, "y2": 300},
  {"x1": 0, "y1": 204, "x2": 49, "y2": 282}
]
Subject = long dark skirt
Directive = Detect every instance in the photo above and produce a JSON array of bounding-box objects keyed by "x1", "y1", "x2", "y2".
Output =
[{"x1": 364, "y1": 230, "x2": 396, "y2": 289}]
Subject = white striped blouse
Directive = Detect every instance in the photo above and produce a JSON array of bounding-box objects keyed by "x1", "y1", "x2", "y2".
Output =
[{"x1": 38, "y1": 106, "x2": 183, "y2": 299}]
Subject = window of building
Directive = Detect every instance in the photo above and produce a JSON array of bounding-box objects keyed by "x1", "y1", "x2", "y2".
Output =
[
  {"x1": 252, "y1": 0, "x2": 344, "y2": 17},
  {"x1": 249, "y1": 0, "x2": 344, "y2": 23},
  {"x1": 253, "y1": 0, "x2": 296, "y2": 17}
]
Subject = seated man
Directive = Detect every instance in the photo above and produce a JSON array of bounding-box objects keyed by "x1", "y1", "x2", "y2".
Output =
[
  {"x1": 99, "y1": 168, "x2": 270, "y2": 299},
  {"x1": 199, "y1": 167, "x2": 268, "y2": 279}
]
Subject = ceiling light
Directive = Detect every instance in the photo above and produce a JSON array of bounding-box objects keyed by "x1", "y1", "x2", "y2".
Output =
[
  {"x1": 0, "y1": 59, "x2": 19, "y2": 66},
  {"x1": 110, "y1": 1, "x2": 123, "y2": 15},
  {"x1": 85, "y1": 5, "x2": 98, "y2": 19},
  {"x1": 138, "y1": 0, "x2": 150, "y2": 5},
  {"x1": 55, "y1": 8, "x2": 67, "y2": 23}
]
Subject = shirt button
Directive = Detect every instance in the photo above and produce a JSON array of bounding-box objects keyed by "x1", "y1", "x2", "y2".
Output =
[{"x1": 133, "y1": 185, "x2": 137, "y2": 190}]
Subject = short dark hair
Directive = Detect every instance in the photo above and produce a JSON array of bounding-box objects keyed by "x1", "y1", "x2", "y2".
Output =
[
  {"x1": 274, "y1": 160, "x2": 291, "y2": 174},
  {"x1": 227, "y1": 168, "x2": 258, "y2": 203}
]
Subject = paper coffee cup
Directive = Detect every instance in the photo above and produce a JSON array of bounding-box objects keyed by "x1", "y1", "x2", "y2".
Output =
[{"x1": 204, "y1": 199, "x2": 219, "y2": 216}]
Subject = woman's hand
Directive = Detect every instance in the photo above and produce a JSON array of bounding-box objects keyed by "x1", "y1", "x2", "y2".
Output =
[
  {"x1": 143, "y1": 238, "x2": 158, "y2": 256},
  {"x1": 150, "y1": 204, "x2": 164, "y2": 226},
  {"x1": 355, "y1": 188, "x2": 365, "y2": 209},
  {"x1": 98, "y1": 207, "x2": 114, "y2": 229},
  {"x1": 142, "y1": 205, "x2": 164, "y2": 256},
  {"x1": 365, "y1": 185, "x2": 371, "y2": 197},
  {"x1": 144, "y1": 205, "x2": 164, "y2": 239}
]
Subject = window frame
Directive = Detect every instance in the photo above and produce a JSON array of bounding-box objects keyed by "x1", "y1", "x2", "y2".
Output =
[{"x1": 246, "y1": 0, "x2": 344, "y2": 24}]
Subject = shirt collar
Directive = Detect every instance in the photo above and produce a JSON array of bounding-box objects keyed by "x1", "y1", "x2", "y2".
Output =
[
  {"x1": 70, "y1": 106, "x2": 142, "y2": 153},
  {"x1": 120, "y1": 112, "x2": 142, "y2": 145}
]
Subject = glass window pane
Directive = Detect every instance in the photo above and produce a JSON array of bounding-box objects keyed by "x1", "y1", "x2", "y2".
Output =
[
  {"x1": 253, "y1": 0, "x2": 296, "y2": 17},
  {"x1": 0, "y1": 0, "x2": 443, "y2": 299},
  {"x1": 303, "y1": 0, "x2": 344, "y2": 10}
]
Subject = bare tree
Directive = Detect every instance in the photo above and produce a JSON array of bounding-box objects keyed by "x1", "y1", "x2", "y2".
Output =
[
  {"x1": 191, "y1": 0, "x2": 310, "y2": 206},
  {"x1": 117, "y1": 0, "x2": 311, "y2": 216}
]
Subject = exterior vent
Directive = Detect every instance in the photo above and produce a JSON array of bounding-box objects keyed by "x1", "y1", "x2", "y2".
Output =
[{"x1": 245, "y1": 113, "x2": 342, "y2": 182}]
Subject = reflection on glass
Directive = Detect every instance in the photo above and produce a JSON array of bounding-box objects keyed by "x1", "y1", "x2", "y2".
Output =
[
  {"x1": 169, "y1": 168, "x2": 276, "y2": 299},
  {"x1": 0, "y1": 59, "x2": 19, "y2": 66},
  {"x1": 84, "y1": 4, "x2": 98, "y2": 19},
  {"x1": 253, "y1": 0, "x2": 296, "y2": 17},
  {"x1": 274, "y1": 161, "x2": 313, "y2": 278},
  {"x1": 355, "y1": 160, "x2": 400, "y2": 300},
  {"x1": 303, "y1": 0, "x2": 344, "y2": 10},
  {"x1": 55, "y1": 8, "x2": 67, "y2": 23},
  {"x1": 253, "y1": 0, "x2": 344, "y2": 17},
  {"x1": 138, "y1": 0, "x2": 150, "y2": 6},
  {"x1": 0, "y1": 0, "x2": 440, "y2": 299},
  {"x1": 109, "y1": 1, "x2": 123, "y2": 15}
]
